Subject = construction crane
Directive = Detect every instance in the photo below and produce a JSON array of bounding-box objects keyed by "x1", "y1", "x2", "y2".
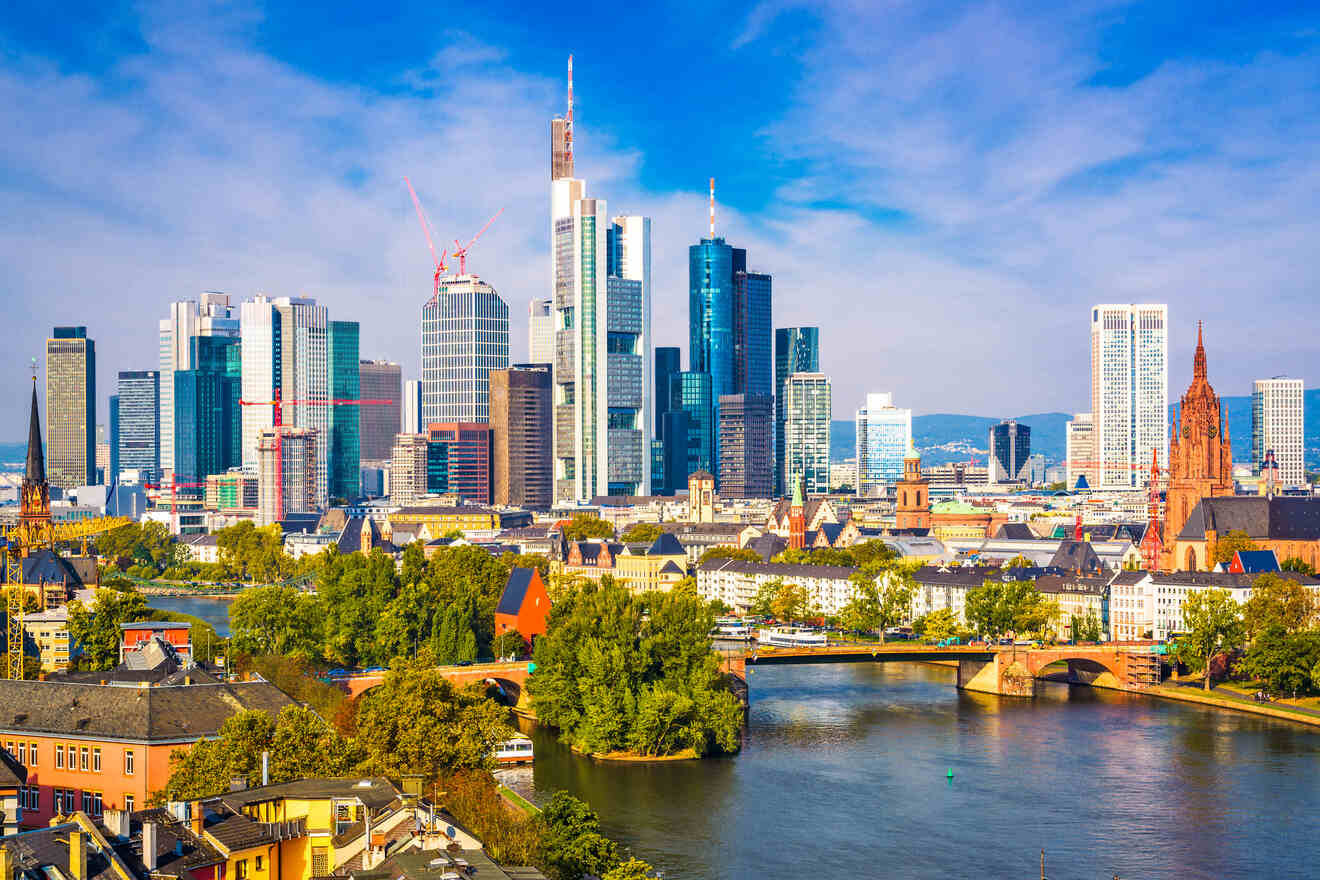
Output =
[
  {"x1": 450, "y1": 208, "x2": 504, "y2": 276},
  {"x1": 404, "y1": 177, "x2": 447, "y2": 300},
  {"x1": 144, "y1": 477, "x2": 208, "y2": 535}
]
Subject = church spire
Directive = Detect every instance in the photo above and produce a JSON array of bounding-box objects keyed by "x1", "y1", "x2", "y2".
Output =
[
  {"x1": 1193, "y1": 320, "x2": 1207, "y2": 382},
  {"x1": 25, "y1": 377, "x2": 44, "y2": 484}
]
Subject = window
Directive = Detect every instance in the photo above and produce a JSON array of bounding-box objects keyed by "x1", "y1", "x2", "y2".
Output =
[
  {"x1": 124, "y1": 750, "x2": 135, "y2": 775},
  {"x1": 255, "y1": 857, "x2": 263, "y2": 872},
  {"x1": 28, "y1": 743, "x2": 36, "y2": 766},
  {"x1": 92, "y1": 748, "x2": 101, "y2": 772},
  {"x1": 80, "y1": 747, "x2": 89, "y2": 771},
  {"x1": 82, "y1": 791, "x2": 93, "y2": 813},
  {"x1": 124, "y1": 795, "x2": 135, "y2": 812},
  {"x1": 311, "y1": 849, "x2": 330, "y2": 876},
  {"x1": 55, "y1": 745, "x2": 64, "y2": 769},
  {"x1": 16, "y1": 742, "x2": 25, "y2": 764},
  {"x1": 235, "y1": 860, "x2": 248, "y2": 880}
]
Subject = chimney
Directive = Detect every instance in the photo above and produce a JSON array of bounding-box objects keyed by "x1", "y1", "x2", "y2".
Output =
[
  {"x1": 142, "y1": 821, "x2": 158, "y2": 871},
  {"x1": 68, "y1": 830, "x2": 86, "y2": 880},
  {"x1": 0, "y1": 843, "x2": 13, "y2": 880},
  {"x1": 190, "y1": 806, "x2": 204, "y2": 837},
  {"x1": 104, "y1": 809, "x2": 130, "y2": 841},
  {"x1": 261, "y1": 751, "x2": 269, "y2": 787},
  {"x1": 363, "y1": 809, "x2": 374, "y2": 869}
]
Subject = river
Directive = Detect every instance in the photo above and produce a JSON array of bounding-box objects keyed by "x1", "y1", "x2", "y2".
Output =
[
  {"x1": 149, "y1": 595, "x2": 232, "y2": 637},
  {"x1": 502, "y1": 662, "x2": 1320, "y2": 879}
]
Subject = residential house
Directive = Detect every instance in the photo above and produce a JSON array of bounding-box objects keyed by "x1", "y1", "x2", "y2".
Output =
[
  {"x1": 495, "y1": 569, "x2": 552, "y2": 646},
  {"x1": 697, "y1": 559, "x2": 867, "y2": 616}
]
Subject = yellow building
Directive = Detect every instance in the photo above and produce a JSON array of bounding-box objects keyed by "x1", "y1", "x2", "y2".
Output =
[
  {"x1": 560, "y1": 535, "x2": 689, "y2": 594},
  {"x1": 1034, "y1": 574, "x2": 1109, "y2": 640},
  {"x1": 21, "y1": 606, "x2": 72, "y2": 672},
  {"x1": 389, "y1": 506, "x2": 531, "y2": 535}
]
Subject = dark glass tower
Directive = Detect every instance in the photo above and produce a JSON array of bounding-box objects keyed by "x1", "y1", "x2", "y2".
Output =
[
  {"x1": 775, "y1": 327, "x2": 820, "y2": 496},
  {"x1": 328, "y1": 320, "x2": 361, "y2": 500}
]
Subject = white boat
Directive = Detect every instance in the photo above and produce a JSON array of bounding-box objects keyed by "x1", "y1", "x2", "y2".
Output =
[
  {"x1": 710, "y1": 623, "x2": 753, "y2": 638},
  {"x1": 494, "y1": 737, "x2": 534, "y2": 765},
  {"x1": 757, "y1": 626, "x2": 828, "y2": 648}
]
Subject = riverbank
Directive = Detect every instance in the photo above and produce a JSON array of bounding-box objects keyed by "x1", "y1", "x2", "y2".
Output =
[{"x1": 1143, "y1": 682, "x2": 1320, "y2": 728}]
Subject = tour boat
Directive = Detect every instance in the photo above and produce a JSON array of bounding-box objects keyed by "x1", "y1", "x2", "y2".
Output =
[
  {"x1": 756, "y1": 626, "x2": 828, "y2": 648},
  {"x1": 710, "y1": 622, "x2": 754, "y2": 639},
  {"x1": 494, "y1": 737, "x2": 535, "y2": 765}
]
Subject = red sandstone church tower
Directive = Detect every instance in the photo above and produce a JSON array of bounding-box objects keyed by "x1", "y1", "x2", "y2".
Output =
[
  {"x1": 894, "y1": 442, "x2": 931, "y2": 532},
  {"x1": 1161, "y1": 323, "x2": 1234, "y2": 570},
  {"x1": 788, "y1": 476, "x2": 806, "y2": 550}
]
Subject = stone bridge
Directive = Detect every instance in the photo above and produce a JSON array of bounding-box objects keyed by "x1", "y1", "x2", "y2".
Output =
[
  {"x1": 722, "y1": 644, "x2": 1159, "y2": 697},
  {"x1": 326, "y1": 661, "x2": 532, "y2": 703}
]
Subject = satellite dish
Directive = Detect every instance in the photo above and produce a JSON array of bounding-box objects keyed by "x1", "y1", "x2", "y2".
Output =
[{"x1": 445, "y1": 825, "x2": 456, "y2": 839}]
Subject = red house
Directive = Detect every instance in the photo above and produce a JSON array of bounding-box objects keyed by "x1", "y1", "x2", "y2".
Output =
[
  {"x1": 120, "y1": 621, "x2": 192, "y2": 665},
  {"x1": 495, "y1": 568, "x2": 551, "y2": 647}
]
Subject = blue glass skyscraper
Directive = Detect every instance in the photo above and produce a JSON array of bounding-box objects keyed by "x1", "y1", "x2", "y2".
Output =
[{"x1": 775, "y1": 327, "x2": 820, "y2": 496}]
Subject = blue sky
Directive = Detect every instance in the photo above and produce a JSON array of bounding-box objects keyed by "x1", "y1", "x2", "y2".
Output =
[{"x1": 2, "y1": 0, "x2": 1318, "y2": 435}]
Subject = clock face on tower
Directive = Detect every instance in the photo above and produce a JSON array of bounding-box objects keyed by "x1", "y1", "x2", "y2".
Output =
[
  {"x1": 1183, "y1": 425, "x2": 1191, "y2": 438},
  {"x1": 1208, "y1": 425, "x2": 1218, "y2": 438}
]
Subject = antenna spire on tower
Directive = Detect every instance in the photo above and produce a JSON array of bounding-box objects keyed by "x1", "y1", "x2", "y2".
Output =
[
  {"x1": 709, "y1": 177, "x2": 715, "y2": 237},
  {"x1": 565, "y1": 55, "x2": 574, "y2": 173}
]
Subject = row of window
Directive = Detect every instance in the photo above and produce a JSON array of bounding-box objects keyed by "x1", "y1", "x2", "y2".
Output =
[
  {"x1": 2, "y1": 741, "x2": 137, "y2": 775},
  {"x1": 24, "y1": 787, "x2": 128, "y2": 815}
]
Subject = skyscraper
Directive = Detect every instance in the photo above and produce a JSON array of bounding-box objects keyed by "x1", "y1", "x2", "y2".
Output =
[
  {"x1": 783, "y1": 373, "x2": 831, "y2": 497},
  {"x1": 389, "y1": 434, "x2": 429, "y2": 506},
  {"x1": 528, "y1": 298, "x2": 555, "y2": 366},
  {"x1": 108, "y1": 394, "x2": 120, "y2": 485},
  {"x1": 358, "y1": 360, "x2": 402, "y2": 462},
  {"x1": 1252, "y1": 377, "x2": 1304, "y2": 487},
  {"x1": 256, "y1": 426, "x2": 317, "y2": 526},
  {"x1": 421, "y1": 274, "x2": 509, "y2": 425},
  {"x1": 425, "y1": 423, "x2": 493, "y2": 505},
  {"x1": 717, "y1": 393, "x2": 774, "y2": 498},
  {"x1": 549, "y1": 119, "x2": 651, "y2": 500},
  {"x1": 856, "y1": 392, "x2": 913, "y2": 494},
  {"x1": 328, "y1": 321, "x2": 361, "y2": 500},
  {"x1": 775, "y1": 327, "x2": 819, "y2": 496},
  {"x1": 654, "y1": 347, "x2": 680, "y2": 433},
  {"x1": 403, "y1": 379, "x2": 423, "y2": 434},
  {"x1": 1065, "y1": 413, "x2": 1094, "y2": 489},
  {"x1": 45, "y1": 326, "x2": 96, "y2": 490},
  {"x1": 988, "y1": 419, "x2": 1032, "y2": 485},
  {"x1": 1090, "y1": 304, "x2": 1168, "y2": 489},
  {"x1": 158, "y1": 293, "x2": 239, "y2": 476},
  {"x1": 675, "y1": 371, "x2": 715, "y2": 480},
  {"x1": 117, "y1": 371, "x2": 160, "y2": 483},
  {"x1": 490, "y1": 364, "x2": 553, "y2": 509}
]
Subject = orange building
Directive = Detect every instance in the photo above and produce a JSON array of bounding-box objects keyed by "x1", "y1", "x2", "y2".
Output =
[
  {"x1": 120, "y1": 622, "x2": 193, "y2": 665},
  {"x1": 494, "y1": 568, "x2": 551, "y2": 646},
  {"x1": 0, "y1": 677, "x2": 295, "y2": 829},
  {"x1": 894, "y1": 444, "x2": 931, "y2": 532}
]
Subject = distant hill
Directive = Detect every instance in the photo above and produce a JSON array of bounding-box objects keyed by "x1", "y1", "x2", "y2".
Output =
[
  {"x1": 831, "y1": 388, "x2": 1320, "y2": 468},
  {"x1": 0, "y1": 442, "x2": 26, "y2": 470}
]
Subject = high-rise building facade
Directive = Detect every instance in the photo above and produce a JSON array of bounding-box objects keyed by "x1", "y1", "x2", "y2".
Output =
[
  {"x1": 403, "y1": 380, "x2": 423, "y2": 434},
  {"x1": 117, "y1": 371, "x2": 160, "y2": 483},
  {"x1": 240, "y1": 295, "x2": 330, "y2": 506},
  {"x1": 328, "y1": 321, "x2": 361, "y2": 500},
  {"x1": 358, "y1": 360, "x2": 402, "y2": 462},
  {"x1": 426, "y1": 423, "x2": 493, "y2": 505},
  {"x1": 675, "y1": 371, "x2": 715, "y2": 481},
  {"x1": 490, "y1": 364, "x2": 552, "y2": 509},
  {"x1": 1090, "y1": 304, "x2": 1168, "y2": 489},
  {"x1": 108, "y1": 394, "x2": 120, "y2": 484},
  {"x1": 988, "y1": 419, "x2": 1032, "y2": 485},
  {"x1": 783, "y1": 372, "x2": 831, "y2": 497},
  {"x1": 46, "y1": 326, "x2": 96, "y2": 490},
  {"x1": 654, "y1": 347, "x2": 680, "y2": 434},
  {"x1": 1252, "y1": 377, "x2": 1304, "y2": 487},
  {"x1": 1065, "y1": 413, "x2": 1094, "y2": 489},
  {"x1": 421, "y1": 274, "x2": 509, "y2": 426},
  {"x1": 855, "y1": 392, "x2": 913, "y2": 494},
  {"x1": 389, "y1": 434, "x2": 429, "y2": 506},
  {"x1": 158, "y1": 293, "x2": 239, "y2": 475},
  {"x1": 256, "y1": 426, "x2": 317, "y2": 526},
  {"x1": 775, "y1": 327, "x2": 819, "y2": 496},
  {"x1": 717, "y1": 393, "x2": 774, "y2": 498},
  {"x1": 528, "y1": 298, "x2": 555, "y2": 366}
]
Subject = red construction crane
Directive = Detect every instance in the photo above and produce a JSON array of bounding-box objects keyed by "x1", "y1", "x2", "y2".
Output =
[
  {"x1": 451, "y1": 207, "x2": 504, "y2": 276},
  {"x1": 1140, "y1": 449, "x2": 1165, "y2": 571},
  {"x1": 405, "y1": 177, "x2": 447, "y2": 300}
]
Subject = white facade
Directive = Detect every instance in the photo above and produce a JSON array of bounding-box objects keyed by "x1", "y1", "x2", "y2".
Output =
[
  {"x1": 421, "y1": 274, "x2": 509, "y2": 426},
  {"x1": 403, "y1": 379, "x2": 423, "y2": 434},
  {"x1": 783, "y1": 373, "x2": 832, "y2": 496},
  {"x1": 528, "y1": 298, "x2": 555, "y2": 365},
  {"x1": 1065, "y1": 412, "x2": 1094, "y2": 489},
  {"x1": 697, "y1": 560, "x2": 867, "y2": 616},
  {"x1": 158, "y1": 293, "x2": 238, "y2": 473},
  {"x1": 855, "y1": 392, "x2": 912, "y2": 495},
  {"x1": 1090, "y1": 304, "x2": 1168, "y2": 489},
  {"x1": 1252, "y1": 377, "x2": 1304, "y2": 487}
]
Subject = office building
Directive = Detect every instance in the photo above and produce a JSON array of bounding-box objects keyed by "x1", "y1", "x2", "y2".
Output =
[
  {"x1": 256, "y1": 426, "x2": 317, "y2": 526},
  {"x1": 855, "y1": 392, "x2": 913, "y2": 494},
  {"x1": 775, "y1": 327, "x2": 820, "y2": 496},
  {"x1": 1065, "y1": 413, "x2": 1094, "y2": 489},
  {"x1": 390, "y1": 433, "x2": 430, "y2": 506},
  {"x1": 1252, "y1": 377, "x2": 1305, "y2": 487},
  {"x1": 117, "y1": 371, "x2": 160, "y2": 484},
  {"x1": 108, "y1": 394, "x2": 119, "y2": 484},
  {"x1": 655, "y1": 347, "x2": 680, "y2": 432},
  {"x1": 674, "y1": 370, "x2": 715, "y2": 481},
  {"x1": 328, "y1": 321, "x2": 360, "y2": 499},
  {"x1": 718, "y1": 393, "x2": 774, "y2": 498},
  {"x1": 158, "y1": 293, "x2": 239, "y2": 475},
  {"x1": 490, "y1": 364, "x2": 552, "y2": 509},
  {"x1": 427, "y1": 423, "x2": 493, "y2": 505},
  {"x1": 653, "y1": 347, "x2": 682, "y2": 494},
  {"x1": 95, "y1": 426, "x2": 110, "y2": 484},
  {"x1": 783, "y1": 372, "x2": 831, "y2": 496},
  {"x1": 404, "y1": 379, "x2": 423, "y2": 434},
  {"x1": 358, "y1": 360, "x2": 402, "y2": 462},
  {"x1": 240, "y1": 294, "x2": 330, "y2": 506},
  {"x1": 205, "y1": 471, "x2": 258, "y2": 514},
  {"x1": 988, "y1": 419, "x2": 1032, "y2": 485},
  {"x1": 45, "y1": 326, "x2": 96, "y2": 490},
  {"x1": 421, "y1": 274, "x2": 509, "y2": 425},
  {"x1": 529, "y1": 298, "x2": 555, "y2": 366},
  {"x1": 1090, "y1": 304, "x2": 1168, "y2": 489}
]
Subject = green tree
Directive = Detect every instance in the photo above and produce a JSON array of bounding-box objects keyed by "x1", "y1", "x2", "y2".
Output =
[
  {"x1": 1182, "y1": 588, "x2": 1245, "y2": 691},
  {"x1": 1070, "y1": 610, "x2": 1103, "y2": 642},
  {"x1": 1212, "y1": 529, "x2": 1259, "y2": 565},
  {"x1": 536, "y1": 792, "x2": 620, "y2": 880},
  {"x1": 749, "y1": 579, "x2": 784, "y2": 617},
  {"x1": 228, "y1": 584, "x2": 323, "y2": 657},
  {"x1": 963, "y1": 580, "x2": 1051, "y2": 640},
  {"x1": 602, "y1": 859, "x2": 659, "y2": 880},
  {"x1": 620, "y1": 523, "x2": 664, "y2": 544},
  {"x1": 698, "y1": 546, "x2": 762, "y2": 564},
  {"x1": 1238, "y1": 627, "x2": 1320, "y2": 697},
  {"x1": 562, "y1": 515, "x2": 615, "y2": 542},
  {"x1": 919, "y1": 608, "x2": 964, "y2": 643},
  {"x1": 493, "y1": 628, "x2": 528, "y2": 659},
  {"x1": 770, "y1": 582, "x2": 811, "y2": 624},
  {"x1": 95, "y1": 522, "x2": 183, "y2": 575},
  {"x1": 1242, "y1": 573, "x2": 1318, "y2": 637},
  {"x1": 1004, "y1": 554, "x2": 1035, "y2": 569},
  {"x1": 1280, "y1": 557, "x2": 1316, "y2": 576},
  {"x1": 67, "y1": 587, "x2": 151, "y2": 669}
]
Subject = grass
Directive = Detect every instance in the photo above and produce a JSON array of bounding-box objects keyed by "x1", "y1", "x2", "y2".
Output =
[
  {"x1": 1212, "y1": 680, "x2": 1320, "y2": 712},
  {"x1": 1155, "y1": 682, "x2": 1320, "y2": 721},
  {"x1": 496, "y1": 784, "x2": 539, "y2": 816}
]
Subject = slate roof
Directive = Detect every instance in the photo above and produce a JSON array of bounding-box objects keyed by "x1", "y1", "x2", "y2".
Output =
[
  {"x1": 0, "y1": 679, "x2": 297, "y2": 741},
  {"x1": 659, "y1": 560, "x2": 685, "y2": 575},
  {"x1": 337, "y1": 517, "x2": 398, "y2": 555},
  {"x1": 745, "y1": 534, "x2": 788, "y2": 561},
  {"x1": 1049, "y1": 540, "x2": 1104, "y2": 573},
  {"x1": 994, "y1": 523, "x2": 1036, "y2": 540},
  {"x1": 646, "y1": 533, "x2": 686, "y2": 557},
  {"x1": 699, "y1": 559, "x2": 859, "y2": 580},
  {"x1": 1034, "y1": 574, "x2": 1109, "y2": 597},
  {"x1": 1, "y1": 819, "x2": 131, "y2": 880},
  {"x1": 0, "y1": 745, "x2": 27, "y2": 786},
  {"x1": 497, "y1": 569, "x2": 537, "y2": 617},
  {"x1": 129, "y1": 809, "x2": 227, "y2": 877},
  {"x1": 372, "y1": 848, "x2": 548, "y2": 880},
  {"x1": 1149, "y1": 570, "x2": 1320, "y2": 589},
  {"x1": 816, "y1": 522, "x2": 845, "y2": 546},
  {"x1": 1177, "y1": 496, "x2": 1320, "y2": 542},
  {"x1": 19, "y1": 549, "x2": 94, "y2": 586}
]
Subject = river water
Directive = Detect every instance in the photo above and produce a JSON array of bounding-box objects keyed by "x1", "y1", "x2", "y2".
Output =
[
  {"x1": 148, "y1": 595, "x2": 232, "y2": 636},
  {"x1": 503, "y1": 662, "x2": 1320, "y2": 879}
]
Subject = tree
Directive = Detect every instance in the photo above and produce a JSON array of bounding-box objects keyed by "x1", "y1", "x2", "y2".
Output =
[
  {"x1": 770, "y1": 582, "x2": 811, "y2": 625},
  {"x1": 963, "y1": 580, "x2": 1052, "y2": 640},
  {"x1": 919, "y1": 608, "x2": 964, "y2": 643},
  {"x1": 536, "y1": 792, "x2": 620, "y2": 880},
  {"x1": 1070, "y1": 610, "x2": 1103, "y2": 643},
  {"x1": 620, "y1": 523, "x2": 663, "y2": 544},
  {"x1": 1238, "y1": 627, "x2": 1320, "y2": 697},
  {"x1": 1181, "y1": 588, "x2": 1245, "y2": 691},
  {"x1": 1212, "y1": 529, "x2": 1259, "y2": 565},
  {"x1": 1004, "y1": 554, "x2": 1034, "y2": 570},
  {"x1": 1243, "y1": 573, "x2": 1318, "y2": 638},
  {"x1": 562, "y1": 515, "x2": 615, "y2": 542},
  {"x1": 1281, "y1": 557, "x2": 1316, "y2": 576},
  {"x1": 228, "y1": 585, "x2": 323, "y2": 657},
  {"x1": 698, "y1": 546, "x2": 762, "y2": 565},
  {"x1": 67, "y1": 587, "x2": 151, "y2": 669},
  {"x1": 750, "y1": 579, "x2": 784, "y2": 617},
  {"x1": 603, "y1": 859, "x2": 660, "y2": 880},
  {"x1": 493, "y1": 628, "x2": 528, "y2": 659}
]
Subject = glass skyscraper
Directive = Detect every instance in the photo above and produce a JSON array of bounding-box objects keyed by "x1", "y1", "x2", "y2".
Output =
[
  {"x1": 675, "y1": 370, "x2": 715, "y2": 479},
  {"x1": 45, "y1": 326, "x2": 96, "y2": 490},
  {"x1": 783, "y1": 372, "x2": 831, "y2": 497},
  {"x1": 328, "y1": 321, "x2": 360, "y2": 500},
  {"x1": 421, "y1": 275, "x2": 509, "y2": 426},
  {"x1": 775, "y1": 327, "x2": 819, "y2": 495},
  {"x1": 108, "y1": 394, "x2": 120, "y2": 484},
  {"x1": 117, "y1": 371, "x2": 160, "y2": 483},
  {"x1": 856, "y1": 392, "x2": 913, "y2": 494},
  {"x1": 988, "y1": 419, "x2": 1031, "y2": 485},
  {"x1": 159, "y1": 293, "x2": 239, "y2": 475}
]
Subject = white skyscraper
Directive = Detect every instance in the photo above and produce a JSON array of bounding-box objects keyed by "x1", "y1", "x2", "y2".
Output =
[
  {"x1": 1065, "y1": 412, "x2": 1095, "y2": 489},
  {"x1": 528, "y1": 298, "x2": 555, "y2": 365},
  {"x1": 1252, "y1": 377, "x2": 1304, "y2": 487},
  {"x1": 420, "y1": 274, "x2": 509, "y2": 426},
  {"x1": 855, "y1": 392, "x2": 912, "y2": 495},
  {"x1": 158, "y1": 292, "x2": 238, "y2": 474},
  {"x1": 784, "y1": 372, "x2": 832, "y2": 496},
  {"x1": 240, "y1": 294, "x2": 330, "y2": 506},
  {"x1": 1090, "y1": 304, "x2": 1168, "y2": 489},
  {"x1": 403, "y1": 379, "x2": 423, "y2": 434}
]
